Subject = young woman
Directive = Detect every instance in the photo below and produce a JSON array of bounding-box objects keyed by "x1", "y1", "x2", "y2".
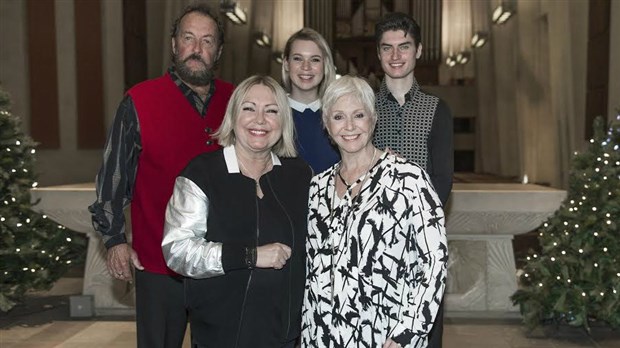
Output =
[{"x1": 282, "y1": 28, "x2": 339, "y2": 174}]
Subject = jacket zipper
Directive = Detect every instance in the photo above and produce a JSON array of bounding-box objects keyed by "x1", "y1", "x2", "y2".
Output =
[
  {"x1": 234, "y1": 190, "x2": 260, "y2": 348},
  {"x1": 285, "y1": 212, "x2": 294, "y2": 339},
  {"x1": 266, "y1": 175, "x2": 295, "y2": 340}
]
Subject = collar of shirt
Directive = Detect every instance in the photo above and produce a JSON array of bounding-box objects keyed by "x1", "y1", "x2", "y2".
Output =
[
  {"x1": 168, "y1": 66, "x2": 215, "y2": 117},
  {"x1": 288, "y1": 96, "x2": 321, "y2": 113},
  {"x1": 378, "y1": 77, "x2": 421, "y2": 104},
  {"x1": 223, "y1": 145, "x2": 282, "y2": 174}
]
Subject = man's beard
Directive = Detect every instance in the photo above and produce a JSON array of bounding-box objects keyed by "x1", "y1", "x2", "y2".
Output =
[{"x1": 174, "y1": 53, "x2": 214, "y2": 86}]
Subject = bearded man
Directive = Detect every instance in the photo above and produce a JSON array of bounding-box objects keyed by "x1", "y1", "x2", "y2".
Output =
[{"x1": 88, "y1": 4, "x2": 234, "y2": 347}]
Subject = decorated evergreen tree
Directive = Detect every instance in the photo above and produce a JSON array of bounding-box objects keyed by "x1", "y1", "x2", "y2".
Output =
[
  {"x1": 0, "y1": 87, "x2": 85, "y2": 312},
  {"x1": 512, "y1": 115, "x2": 620, "y2": 331}
]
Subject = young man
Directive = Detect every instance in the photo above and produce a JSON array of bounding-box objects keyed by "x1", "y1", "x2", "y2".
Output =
[
  {"x1": 374, "y1": 12, "x2": 453, "y2": 348},
  {"x1": 88, "y1": 4, "x2": 234, "y2": 347}
]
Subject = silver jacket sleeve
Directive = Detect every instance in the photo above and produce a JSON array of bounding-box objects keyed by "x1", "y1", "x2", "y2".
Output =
[{"x1": 162, "y1": 176, "x2": 224, "y2": 278}]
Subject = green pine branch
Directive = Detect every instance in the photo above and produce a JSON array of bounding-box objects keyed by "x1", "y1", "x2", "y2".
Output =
[
  {"x1": 511, "y1": 115, "x2": 620, "y2": 332},
  {"x1": 0, "y1": 87, "x2": 86, "y2": 312}
]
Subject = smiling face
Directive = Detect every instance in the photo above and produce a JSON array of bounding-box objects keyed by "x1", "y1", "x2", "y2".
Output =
[
  {"x1": 234, "y1": 84, "x2": 282, "y2": 156},
  {"x1": 377, "y1": 29, "x2": 422, "y2": 80},
  {"x1": 284, "y1": 39, "x2": 325, "y2": 97},
  {"x1": 325, "y1": 94, "x2": 376, "y2": 155},
  {"x1": 171, "y1": 12, "x2": 222, "y2": 87}
]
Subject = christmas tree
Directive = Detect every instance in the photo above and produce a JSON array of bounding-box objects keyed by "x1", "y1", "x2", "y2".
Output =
[
  {"x1": 0, "y1": 87, "x2": 85, "y2": 312},
  {"x1": 512, "y1": 114, "x2": 620, "y2": 331}
]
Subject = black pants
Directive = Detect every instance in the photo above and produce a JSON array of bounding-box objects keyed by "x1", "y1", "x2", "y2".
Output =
[
  {"x1": 427, "y1": 300, "x2": 444, "y2": 348},
  {"x1": 135, "y1": 270, "x2": 188, "y2": 348},
  {"x1": 192, "y1": 338, "x2": 296, "y2": 348}
]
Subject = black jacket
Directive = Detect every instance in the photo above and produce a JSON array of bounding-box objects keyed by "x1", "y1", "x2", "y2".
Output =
[{"x1": 181, "y1": 149, "x2": 312, "y2": 348}]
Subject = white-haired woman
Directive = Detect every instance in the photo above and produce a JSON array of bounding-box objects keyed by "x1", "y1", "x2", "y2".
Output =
[
  {"x1": 162, "y1": 75, "x2": 312, "y2": 348},
  {"x1": 302, "y1": 76, "x2": 447, "y2": 348}
]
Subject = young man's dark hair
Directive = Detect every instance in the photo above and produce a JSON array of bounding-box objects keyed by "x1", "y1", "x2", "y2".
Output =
[
  {"x1": 170, "y1": 3, "x2": 225, "y2": 46},
  {"x1": 374, "y1": 12, "x2": 422, "y2": 48}
]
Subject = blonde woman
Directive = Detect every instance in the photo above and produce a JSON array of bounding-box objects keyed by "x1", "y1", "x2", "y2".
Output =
[
  {"x1": 163, "y1": 75, "x2": 312, "y2": 348},
  {"x1": 282, "y1": 28, "x2": 339, "y2": 173}
]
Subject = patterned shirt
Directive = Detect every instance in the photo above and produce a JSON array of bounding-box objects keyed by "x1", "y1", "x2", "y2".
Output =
[
  {"x1": 88, "y1": 68, "x2": 216, "y2": 248},
  {"x1": 302, "y1": 153, "x2": 448, "y2": 348},
  {"x1": 374, "y1": 78, "x2": 453, "y2": 205},
  {"x1": 170, "y1": 67, "x2": 216, "y2": 116}
]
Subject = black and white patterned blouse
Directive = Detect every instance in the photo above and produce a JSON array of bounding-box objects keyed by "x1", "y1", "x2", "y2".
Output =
[{"x1": 302, "y1": 152, "x2": 448, "y2": 348}]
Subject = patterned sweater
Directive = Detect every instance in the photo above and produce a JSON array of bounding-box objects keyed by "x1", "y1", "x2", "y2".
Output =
[
  {"x1": 302, "y1": 152, "x2": 448, "y2": 348},
  {"x1": 374, "y1": 78, "x2": 453, "y2": 206}
]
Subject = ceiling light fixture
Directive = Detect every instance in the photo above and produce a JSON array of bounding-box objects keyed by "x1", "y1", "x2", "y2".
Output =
[
  {"x1": 446, "y1": 55, "x2": 457, "y2": 68},
  {"x1": 492, "y1": 2, "x2": 514, "y2": 25},
  {"x1": 456, "y1": 51, "x2": 471, "y2": 65},
  {"x1": 272, "y1": 51, "x2": 283, "y2": 64},
  {"x1": 220, "y1": 1, "x2": 247, "y2": 25},
  {"x1": 254, "y1": 32, "x2": 271, "y2": 47},
  {"x1": 471, "y1": 31, "x2": 488, "y2": 48}
]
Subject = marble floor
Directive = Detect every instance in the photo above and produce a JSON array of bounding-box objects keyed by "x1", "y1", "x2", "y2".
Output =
[
  {"x1": 0, "y1": 319, "x2": 620, "y2": 348},
  {"x1": 1, "y1": 269, "x2": 618, "y2": 348},
  {"x1": 2, "y1": 318, "x2": 618, "y2": 348}
]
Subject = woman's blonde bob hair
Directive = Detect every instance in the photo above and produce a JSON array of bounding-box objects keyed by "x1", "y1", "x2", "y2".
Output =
[
  {"x1": 214, "y1": 75, "x2": 297, "y2": 157},
  {"x1": 321, "y1": 75, "x2": 377, "y2": 125},
  {"x1": 282, "y1": 28, "x2": 336, "y2": 98}
]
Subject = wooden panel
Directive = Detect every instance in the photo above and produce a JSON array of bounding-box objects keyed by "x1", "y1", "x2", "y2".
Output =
[
  {"x1": 123, "y1": 0, "x2": 147, "y2": 91},
  {"x1": 585, "y1": 88, "x2": 608, "y2": 138},
  {"x1": 586, "y1": 36, "x2": 610, "y2": 89},
  {"x1": 75, "y1": 0, "x2": 105, "y2": 148},
  {"x1": 26, "y1": 0, "x2": 60, "y2": 149},
  {"x1": 585, "y1": 0, "x2": 610, "y2": 138}
]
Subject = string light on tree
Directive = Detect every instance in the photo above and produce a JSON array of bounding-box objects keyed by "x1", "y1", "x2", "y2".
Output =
[
  {"x1": 512, "y1": 115, "x2": 620, "y2": 332},
  {"x1": 0, "y1": 87, "x2": 85, "y2": 312}
]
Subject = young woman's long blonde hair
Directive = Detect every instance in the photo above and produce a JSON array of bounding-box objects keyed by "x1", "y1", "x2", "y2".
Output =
[{"x1": 281, "y1": 28, "x2": 336, "y2": 99}]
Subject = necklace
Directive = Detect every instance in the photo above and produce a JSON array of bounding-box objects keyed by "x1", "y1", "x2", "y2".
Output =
[
  {"x1": 237, "y1": 154, "x2": 271, "y2": 189},
  {"x1": 336, "y1": 171, "x2": 351, "y2": 188},
  {"x1": 336, "y1": 147, "x2": 377, "y2": 191}
]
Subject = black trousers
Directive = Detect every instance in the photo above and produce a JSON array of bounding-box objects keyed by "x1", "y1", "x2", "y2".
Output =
[
  {"x1": 135, "y1": 270, "x2": 188, "y2": 348},
  {"x1": 192, "y1": 340, "x2": 296, "y2": 348},
  {"x1": 427, "y1": 300, "x2": 444, "y2": 348}
]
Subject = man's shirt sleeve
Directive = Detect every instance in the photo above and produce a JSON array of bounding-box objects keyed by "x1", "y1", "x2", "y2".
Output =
[
  {"x1": 88, "y1": 95, "x2": 141, "y2": 249},
  {"x1": 428, "y1": 99, "x2": 453, "y2": 206}
]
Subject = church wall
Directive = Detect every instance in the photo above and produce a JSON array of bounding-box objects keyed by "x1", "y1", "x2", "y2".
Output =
[
  {"x1": 469, "y1": 0, "x2": 590, "y2": 188},
  {"x1": 0, "y1": 0, "x2": 610, "y2": 188},
  {"x1": 1, "y1": 0, "x2": 115, "y2": 186},
  {"x1": 0, "y1": 0, "x2": 303, "y2": 186},
  {"x1": 515, "y1": 0, "x2": 556, "y2": 186},
  {"x1": 0, "y1": 0, "x2": 29, "y2": 132}
]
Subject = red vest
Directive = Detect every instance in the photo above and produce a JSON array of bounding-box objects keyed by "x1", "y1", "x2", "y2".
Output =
[{"x1": 127, "y1": 74, "x2": 234, "y2": 275}]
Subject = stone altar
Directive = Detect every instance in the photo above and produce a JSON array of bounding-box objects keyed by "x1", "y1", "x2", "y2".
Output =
[
  {"x1": 31, "y1": 183, "x2": 134, "y2": 315},
  {"x1": 445, "y1": 183, "x2": 566, "y2": 314}
]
